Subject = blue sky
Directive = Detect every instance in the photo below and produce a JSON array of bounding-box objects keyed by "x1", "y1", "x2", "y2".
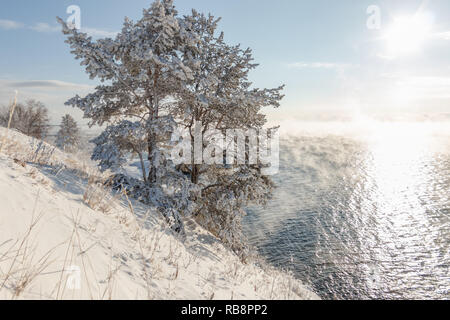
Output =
[{"x1": 1, "y1": 0, "x2": 449, "y2": 126}]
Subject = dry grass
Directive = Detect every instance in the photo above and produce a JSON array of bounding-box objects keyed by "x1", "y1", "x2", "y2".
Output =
[
  {"x1": 0, "y1": 184, "x2": 315, "y2": 300},
  {"x1": 0, "y1": 192, "x2": 65, "y2": 299},
  {"x1": 0, "y1": 91, "x2": 18, "y2": 154},
  {"x1": 0, "y1": 127, "x2": 318, "y2": 300},
  {"x1": 83, "y1": 177, "x2": 117, "y2": 214}
]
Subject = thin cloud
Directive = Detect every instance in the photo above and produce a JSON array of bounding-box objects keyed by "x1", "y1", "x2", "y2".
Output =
[
  {"x1": 1, "y1": 79, "x2": 94, "y2": 91},
  {"x1": 400, "y1": 76, "x2": 450, "y2": 98},
  {"x1": 434, "y1": 31, "x2": 450, "y2": 40},
  {"x1": 376, "y1": 54, "x2": 396, "y2": 61},
  {"x1": 289, "y1": 62, "x2": 351, "y2": 69},
  {"x1": 30, "y1": 22, "x2": 60, "y2": 33},
  {"x1": 30, "y1": 23, "x2": 117, "y2": 38},
  {"x1": 0, "y1": 18, "x2": 116, "y2": 38},
  {"x1": 81, "y1": 27, "x2": 118, "y2": 38},
  {"x1": 0, "y1": 19, "x2": 24, "y2": 30},
  {"x1": 0, "y1": 79, "x2": 95, "y2": 126},
  {"x1": 379, "y1": 74, "x2": 450, "y2": 100}
]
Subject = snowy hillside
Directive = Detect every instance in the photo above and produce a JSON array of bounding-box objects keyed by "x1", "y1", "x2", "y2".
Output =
[{"x1": 0, "y1": 127, "x2": 319, "y2": 300}]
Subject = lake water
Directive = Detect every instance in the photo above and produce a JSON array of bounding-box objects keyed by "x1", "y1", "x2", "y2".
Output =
[{"x1": 244, "y1": 122, "x2": 450, "y2": 300}]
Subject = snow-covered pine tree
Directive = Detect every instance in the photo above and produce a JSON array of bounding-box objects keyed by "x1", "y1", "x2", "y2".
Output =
[
  {"x1": 58, "y1": 1, "x2": 283, "y2": 250},
  {"x1": 55, "y1": 114, "x2": 80, "y2": 152},
  {"x1": 174, "y1": 11, "x2": 284, "y2": 256},
  {"x1": 57, "y1": 0, "x2": 200, "y2": 234}
]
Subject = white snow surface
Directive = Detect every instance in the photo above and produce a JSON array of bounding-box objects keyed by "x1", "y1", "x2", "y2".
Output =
[{"x1": 0, "y1": 127, "x2": 319, "y2": 300}]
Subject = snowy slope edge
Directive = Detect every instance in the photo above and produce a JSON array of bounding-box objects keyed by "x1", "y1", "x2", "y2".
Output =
[{"x1": 0, "y1": 127, "x2": 319, "y2": 300}]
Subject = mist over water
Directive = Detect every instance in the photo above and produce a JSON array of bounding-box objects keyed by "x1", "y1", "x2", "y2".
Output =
[{"x1": 244, "y1": 121, "x2": 450, "y2": 300}]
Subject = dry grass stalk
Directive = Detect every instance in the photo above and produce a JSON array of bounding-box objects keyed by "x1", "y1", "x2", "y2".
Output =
[{"x1": 0, "y1": 91, "x2": 18, "y2": 153}]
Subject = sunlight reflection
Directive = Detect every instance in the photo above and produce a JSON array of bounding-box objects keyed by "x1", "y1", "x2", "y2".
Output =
[{"x1": 361, "y1": 122, "x2": 445, "y2": 297}]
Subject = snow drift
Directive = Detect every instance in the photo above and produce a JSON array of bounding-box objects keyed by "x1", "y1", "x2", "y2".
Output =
[{"x1": 0, "y1": 127, "x2": 319, "y2": 300}]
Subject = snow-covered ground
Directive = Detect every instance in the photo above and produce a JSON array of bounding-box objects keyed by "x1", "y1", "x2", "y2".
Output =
[{"x1": 0, "y1": 127, "x2": 319, "y2": 300}]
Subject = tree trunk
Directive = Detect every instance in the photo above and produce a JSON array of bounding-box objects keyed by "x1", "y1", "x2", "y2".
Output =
[
  {"x1": 191, "y1": 164, "x2": 199, "y2": 184},
  {"x1": 138, "y1": 152, "x2": 148, "y2": 184},
  {"x1": 190, "y1": 130, "x2": 199, "y2": 184},
  {"x1": 147, "y1": 136, "x2": 157, "y2": 185}
]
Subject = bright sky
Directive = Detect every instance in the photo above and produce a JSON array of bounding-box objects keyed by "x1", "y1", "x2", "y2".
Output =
[{"x1": 1, "y1": 0, "x2": 449, "y2": 126}]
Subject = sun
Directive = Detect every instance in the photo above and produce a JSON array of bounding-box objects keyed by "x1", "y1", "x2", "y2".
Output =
[{"x1": 384, "y1": 13, "x2": 432, "y2": 57}]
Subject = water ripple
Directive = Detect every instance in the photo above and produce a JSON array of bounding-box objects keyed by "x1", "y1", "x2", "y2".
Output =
[{"x1": 244, "y1": 129, "x2": 450, "y2": 300}]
